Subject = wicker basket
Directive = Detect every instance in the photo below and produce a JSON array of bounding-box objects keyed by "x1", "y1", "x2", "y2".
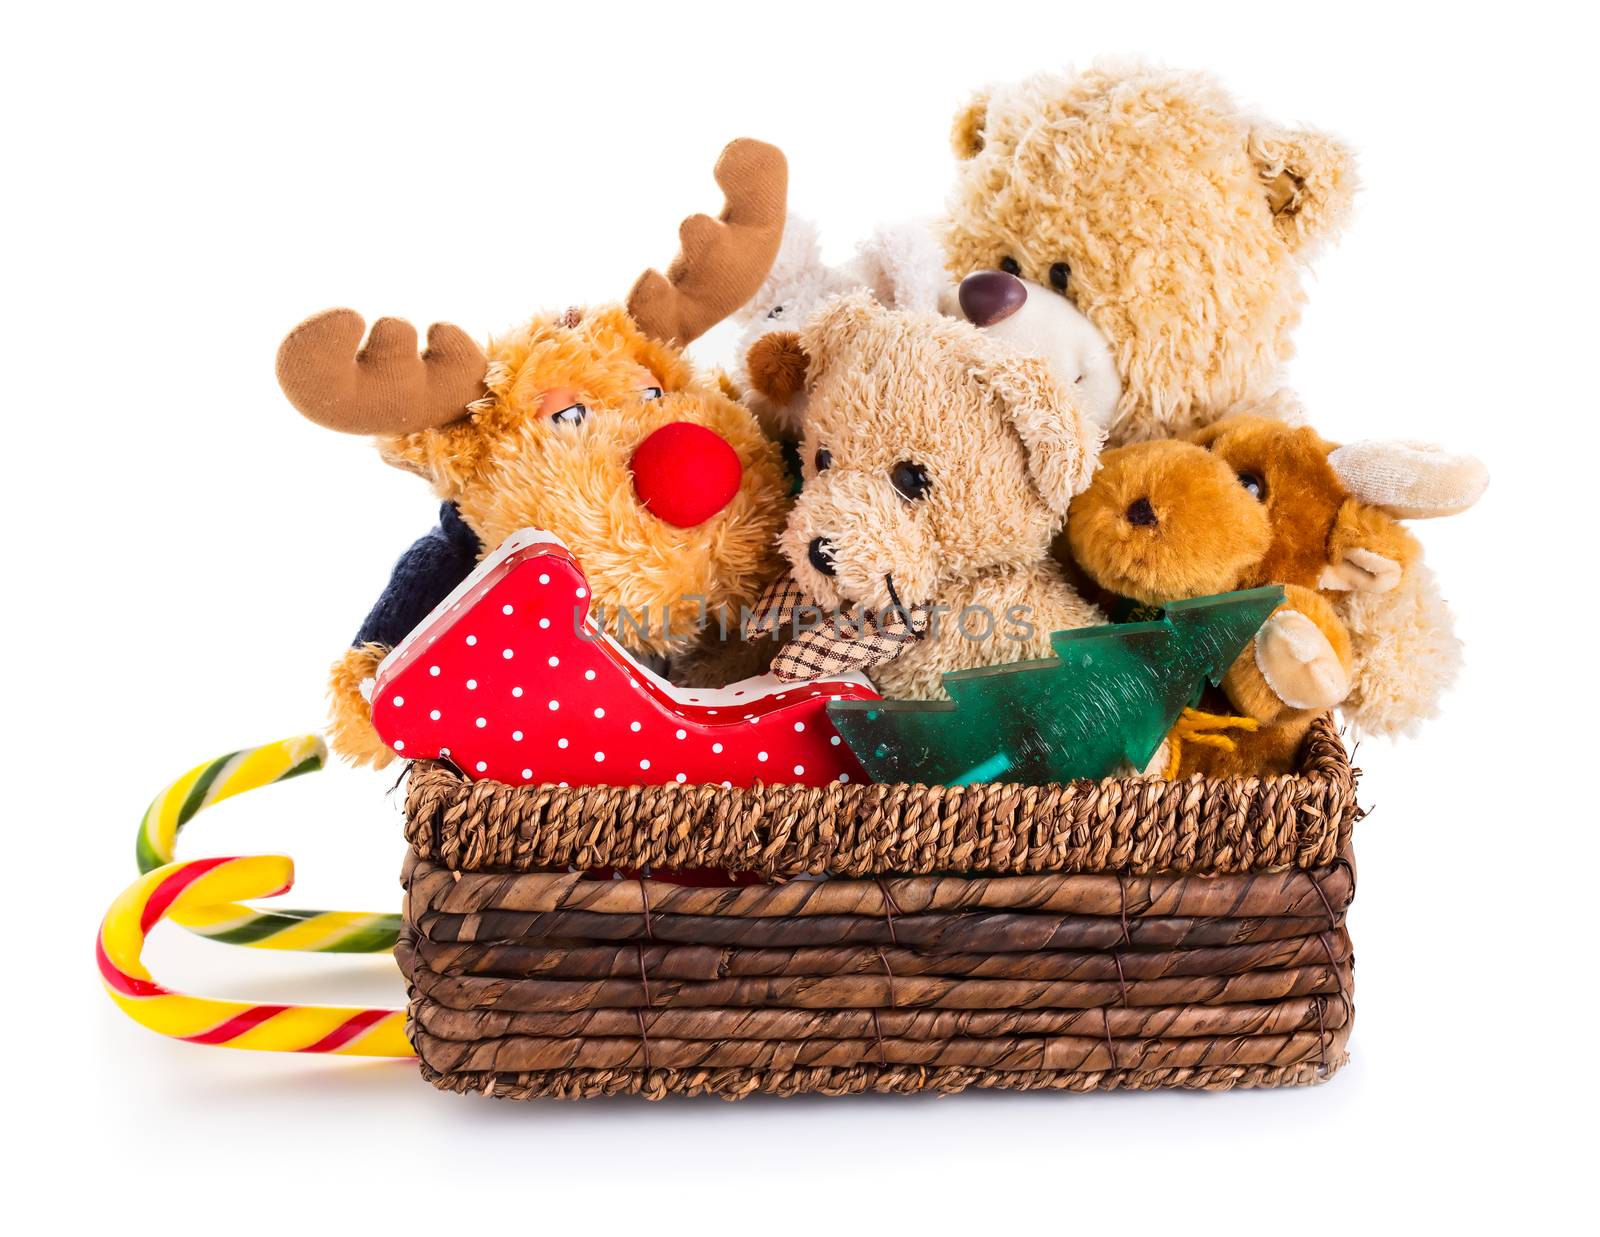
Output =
[{"x1": 397, "y1": 717, "x2": 1359, "y2": 1101}]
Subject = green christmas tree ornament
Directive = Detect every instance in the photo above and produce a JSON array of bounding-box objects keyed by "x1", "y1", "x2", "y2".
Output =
[{"x1": 827, "y1": 587, "x2": 1284, "y2": 787}]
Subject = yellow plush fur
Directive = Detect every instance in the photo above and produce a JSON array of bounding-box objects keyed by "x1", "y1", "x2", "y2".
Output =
[
  {"x1": 943, "y1": 62, "x2": 1357, "y2": 445},
  {"x1": 770, "y1": 293, "x2": 1103, "y2": 701},
  {"x1": 327, "y1": 305, "x2": 790, "y2": 767}
]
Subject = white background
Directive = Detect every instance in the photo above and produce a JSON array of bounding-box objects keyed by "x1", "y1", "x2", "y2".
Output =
[{"x1": 5, "y1": 1, "x2": 1594, "y2": 1230}]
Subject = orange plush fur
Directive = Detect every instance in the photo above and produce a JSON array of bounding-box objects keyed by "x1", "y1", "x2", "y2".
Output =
[
  {"x1": 328, "y1": 308, "x2": 788, "y2": 768},
  {"x1": 1068, "y1": 416, "x2": 1422, "y2": 776}
]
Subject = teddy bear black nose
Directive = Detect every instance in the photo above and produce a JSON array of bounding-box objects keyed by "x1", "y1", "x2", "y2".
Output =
[
  {"x1": 957, "y1": 269, "x2": 1027, "y2": 327},
  {"x1": 1125, "y1": 497, "x2": 1159, "y2": 528},
  {"x1": 807, "y1": 537, "x2": 837, "y2": 577}
]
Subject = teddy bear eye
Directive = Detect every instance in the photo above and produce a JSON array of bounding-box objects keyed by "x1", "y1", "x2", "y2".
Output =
[
  {"x1": 815, "y1": 447, "x2": 832, "y2": 472},
  {"x1": 550, "y1": 403, "x2": 588, "y2": 427},
  {"x1": 767, "y1": 304, "x2": 785, "y2": 320},
  {"x1": 1049, "y1": 262, "x2": 1070, "y2": 292},
  {"x1": 1237, "y1": 472, "x2": 1266, "y2": 501},
  {"x1": 640, "y1": 386, "x2": 663, "y2": 401},
  {"x1": 891, "y1": 460, "x2": 932, "y2": 501},
  {"x1": 999, "y1": 256, "x2": 1021, "y2": 277}
]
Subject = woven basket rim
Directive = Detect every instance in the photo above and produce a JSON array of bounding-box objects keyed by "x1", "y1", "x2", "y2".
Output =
[{"x1": 402, "y1": 717, "x2": 1358, "y2": 878}]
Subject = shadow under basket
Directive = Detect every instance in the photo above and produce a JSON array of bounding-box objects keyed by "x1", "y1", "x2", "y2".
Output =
[{"x1": 398, "y1": 717, "x2": 1360, "y2": 1101}]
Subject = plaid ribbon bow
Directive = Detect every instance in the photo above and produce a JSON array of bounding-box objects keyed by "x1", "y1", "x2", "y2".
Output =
[{"x1": 745, "y1": 573, "x2": 931, "y2": 682}]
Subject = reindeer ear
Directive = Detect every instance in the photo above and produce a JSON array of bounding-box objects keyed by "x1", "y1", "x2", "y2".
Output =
[
  {"x1": 1248, "y1": 125, "x2": 1358, "y2": 256},
  {"x1": 1320, "y1": 499, "x2": 1420, "y2": 593},
  {"x1": 951, "y1": 90, "x2": 991, "y2": 159},
  {"x1": 981, "y1": 345, "x2": 1103, "y2": 517},
  {"x1": 744, "y1": 331, "x2": 809, "y2": 405},
  {"x1": 1329, "y1": 440, "x2": 1489, "y2": 519}
]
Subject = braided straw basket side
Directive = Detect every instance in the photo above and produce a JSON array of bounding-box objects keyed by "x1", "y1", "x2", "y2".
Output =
[
  {"x1": 399, "y1": 717, "x2": 1360, "y2": 1101},
  {"x1": 403, "y1": 719, "x2": 1357, "y2": 877}
]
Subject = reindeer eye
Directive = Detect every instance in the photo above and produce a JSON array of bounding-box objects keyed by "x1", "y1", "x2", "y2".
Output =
[
  {"x1": 551, "y1": 403, "x2": 589, "y2": 427},
  {"x1": 999, "y1": 256, "x2": 1022, "y2": 277},
  {"x1": 1049, "y1": 262, "x2": 1070, "y2": 292},
  {"x1": 891, "y1": 461, "x2": 931, "y2": 501},
  {"x1": 1237, "y1": 472, "x2": 1266, "y2": 501},
  {"x1": 640, "y1": 387, "x2": 663, "y2": 401},
  {"x1": 815, "y1": 447, "x2": 832, "y2": 472},
  {"x1": 767, "y1": 305, "x2": 785, "y2": 320}
]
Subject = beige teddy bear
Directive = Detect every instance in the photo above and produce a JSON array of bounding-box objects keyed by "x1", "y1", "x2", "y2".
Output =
[
  {"x1": 728, "y1": 214, "x2": 947, "y2": 443},
  {"x1": 941, "y1": 61, "x2": 1358, "y2": 445},
  {"x1": 745, "y1": 292, "x2": 1103, "y2": 701}
]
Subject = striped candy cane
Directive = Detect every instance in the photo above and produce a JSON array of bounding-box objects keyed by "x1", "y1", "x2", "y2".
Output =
[
  {"x1": 135, "y1": 735, "x2": 402, "y2": 953},
  {"x1": 98, "y1": 855, "x2": 412, "y2": 1056}
]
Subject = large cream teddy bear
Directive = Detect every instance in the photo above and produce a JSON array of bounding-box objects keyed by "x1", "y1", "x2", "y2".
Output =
[
  {"x1": 936, "y1": 64, "x2": 1483, "y2": 740},
  {"x1": 940, "y1": 61, "x2": 1358, "y2": 446}
]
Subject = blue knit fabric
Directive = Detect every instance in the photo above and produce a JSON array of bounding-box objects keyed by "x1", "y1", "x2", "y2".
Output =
[{"x1": 353, "y1": 503, "x2": 483, "y2": 648}]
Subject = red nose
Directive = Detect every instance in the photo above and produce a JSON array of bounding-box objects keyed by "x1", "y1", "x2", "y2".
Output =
[{"x1": 630, "y1": 422, "x2": 743, "y2": 528}]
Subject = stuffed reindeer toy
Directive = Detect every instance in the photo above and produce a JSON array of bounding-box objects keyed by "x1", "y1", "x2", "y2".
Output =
[
  {"x1": 276, "y1": 139, "x2": 794, "y2": 767},
  {"x1": 1066, "y1": 413, "x2": 1487, "y2": 776}
]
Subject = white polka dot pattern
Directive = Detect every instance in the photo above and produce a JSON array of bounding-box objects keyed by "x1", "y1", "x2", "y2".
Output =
[{"x1": 369, "y1": 534, "x2": 877, "y2": 789}]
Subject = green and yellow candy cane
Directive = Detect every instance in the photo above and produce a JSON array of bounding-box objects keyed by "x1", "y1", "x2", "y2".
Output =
[
  {"x1": 99, "y1": 854, "x2": 412, "y2": 1055},
  {"x1": 134, "y1": 735, "x2": 402, "y2": 953}
]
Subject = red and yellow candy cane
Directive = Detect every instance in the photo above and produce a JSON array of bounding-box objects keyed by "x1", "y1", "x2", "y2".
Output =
[
  {"x1": 135, "y1": 735, "x2": 402, "y2": 953},
  {"x1": 98, "y1": 854, "x2": 413, "y2": 1056}
]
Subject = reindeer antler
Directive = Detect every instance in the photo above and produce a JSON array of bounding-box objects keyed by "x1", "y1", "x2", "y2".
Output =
[
  {"x1": 276, "y1": 309, "x2": 489, "y2": 435},
  {"x1": 626, "y1": 138, "x2": 788, "y2": 347}
]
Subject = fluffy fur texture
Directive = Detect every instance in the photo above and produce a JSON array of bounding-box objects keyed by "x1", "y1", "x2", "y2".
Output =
[
  {"x1": 381, "y1": 306, "x2": 788, "y2": 643},
  {"x1": 752, "y1": 293, "x2": 1103, "y2": 701},
  {"x1": 1067, "y1": 414, "x2": 1482, "y2": 773},
  {"x1": 1338, "y1": 561, "x2": 1464, "y2": 738},
  {"x1": 323, "y1": 306, "x2": 789, "y2": 766},
  {"x1": 327, "y1": 644, "x2": 394, "y2": 768},
  {"x1": 943, "y1": 61, "x2": 1358, "y2": 445},
  {"x1": 1068, "y1": 426, "x2": 1357, "y2": 776},
  {"x1": 730, "y1": 215, "x2": 947, "y2": 441}
]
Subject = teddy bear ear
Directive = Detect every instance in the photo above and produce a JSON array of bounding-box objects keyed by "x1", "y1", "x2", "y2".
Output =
[
  {"x1": 744, "y1": 331, "x2": 810, "y2": 406},
  {"x1": 1247, "y1": 125, "x2": 1359, "y2": 255},
  {"x1": 1328, "y1": 440, "x2": 1490, "y2": 520},
  {"x1": 980, "y1": 346, "x2": 1103, "y2": 517},
  {"x1": 950, "y1": 90, "x2": 991, "y2": 160}
]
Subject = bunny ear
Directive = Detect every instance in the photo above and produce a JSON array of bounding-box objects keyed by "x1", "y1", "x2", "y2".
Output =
[{"x1": 1328, "y1": 440, "x2": 1489, "y2": 519}]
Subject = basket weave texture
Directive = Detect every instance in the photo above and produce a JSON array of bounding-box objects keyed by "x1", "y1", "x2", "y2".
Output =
[{"x1": 399, "y1": 718, "x2": 1359, "y2": 1101}]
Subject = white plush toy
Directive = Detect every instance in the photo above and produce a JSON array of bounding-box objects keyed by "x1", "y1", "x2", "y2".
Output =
[{"x1": 731, "y1": 214, "x2": 947, "y2": 441}]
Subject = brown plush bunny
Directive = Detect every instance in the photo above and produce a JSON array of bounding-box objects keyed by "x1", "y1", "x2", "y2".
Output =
[
  {"x1": 276, "y1": 140, "x2": 793, "y2": 768},
  {"x1": 1066, "y1": 414, "x2": 1486, "y2": 776},
  {"x1": 744, "y1": 293, "x2": 1104, "y2": 701}
]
